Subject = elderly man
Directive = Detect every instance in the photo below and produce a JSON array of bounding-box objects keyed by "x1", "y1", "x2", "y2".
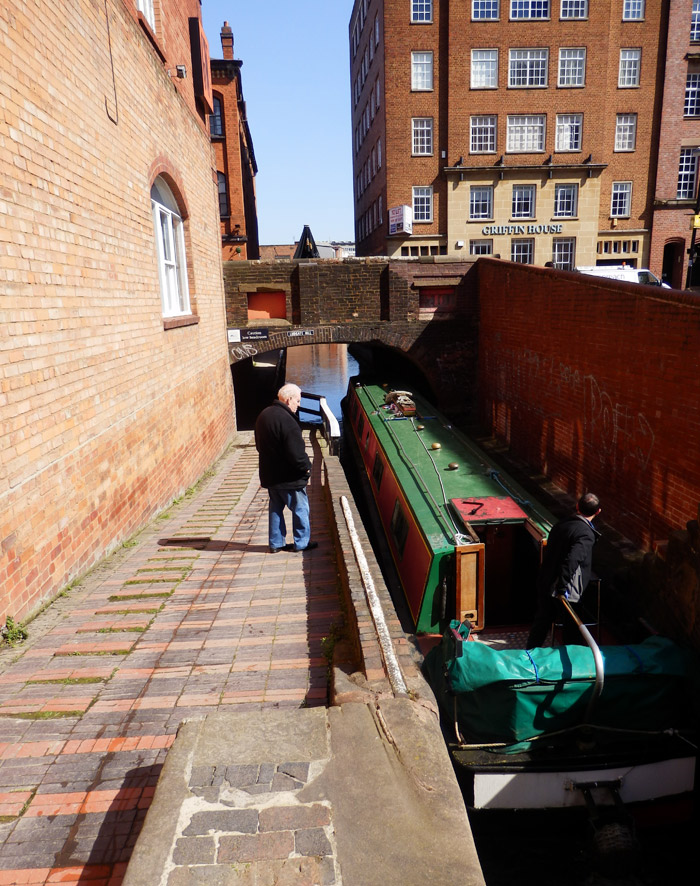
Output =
[{"x1": 254, "y1": 383, "x2": 317, "y2": 553}]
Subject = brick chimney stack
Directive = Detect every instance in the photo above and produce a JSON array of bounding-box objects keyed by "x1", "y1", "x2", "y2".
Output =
[{"x1": 221, "y1": 21, "x2": 234, "y2": 60}]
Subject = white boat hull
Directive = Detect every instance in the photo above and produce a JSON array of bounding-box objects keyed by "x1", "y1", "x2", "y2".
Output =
[{"x1": 473, "y1": 755, "x2": 696, "y2": 809}]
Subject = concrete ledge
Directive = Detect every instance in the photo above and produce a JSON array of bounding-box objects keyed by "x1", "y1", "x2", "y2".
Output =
[{"x1": 123, "y1": 704, "x2": 485, "y2": 886}]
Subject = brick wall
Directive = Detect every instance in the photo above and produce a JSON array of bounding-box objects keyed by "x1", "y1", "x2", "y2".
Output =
[
  {"x1": 476, "y1": 259, "x2": 700, "y2": 548},
  {"x1": 0, "y1": 0, "x2": 235, "y2": 622},
  {"x1": 211, "y1": 22, "x2": 259, "y2": 261}
]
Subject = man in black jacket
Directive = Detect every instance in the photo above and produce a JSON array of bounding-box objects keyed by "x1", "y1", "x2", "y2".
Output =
[
  {"x1": 526, "y1": 493, "x2": 601, "y2": 648},
  {"x1": 254, "y1": 384, "x2": 317, "y2": 553}
]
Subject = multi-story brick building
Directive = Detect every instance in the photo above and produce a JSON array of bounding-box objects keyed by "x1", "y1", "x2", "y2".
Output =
[
  {"x1": 1, "y1": 0, "x2": 236, "y2": 622},
  {"x1": 350, "y1": 0, "x2": 669, "y2": 271},
  {"x1": 211, "y1": 22, "x2": 260, "y2": 261},
  {"x1": 649, "y1": 0, "x2": 700, "y2": 289}
]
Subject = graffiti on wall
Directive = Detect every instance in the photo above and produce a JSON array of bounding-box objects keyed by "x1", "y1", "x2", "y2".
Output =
[
  {"x1": 485, "y1": 346, "x2": 655, "y2": 473},
  {"x1": 583, "y1": 374, "x2": 655, "y2": 473}
]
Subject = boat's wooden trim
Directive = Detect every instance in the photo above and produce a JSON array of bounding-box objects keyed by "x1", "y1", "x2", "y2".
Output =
[{"x1": 456, "y1": 543, "x2": 485, "y2": 630}]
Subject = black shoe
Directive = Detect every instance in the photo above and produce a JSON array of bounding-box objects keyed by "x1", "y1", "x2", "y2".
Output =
[
  {"x1": 292, "y1": 541, "x2": 318, "y2": 552},
  {"x1": 269, "y1": 545, "x2": 285, "y2": 553}
]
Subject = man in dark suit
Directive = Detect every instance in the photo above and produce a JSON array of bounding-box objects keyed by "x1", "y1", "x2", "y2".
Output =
[{"x1": 527, "y1": 493, "x2": 601, "y2": 648}]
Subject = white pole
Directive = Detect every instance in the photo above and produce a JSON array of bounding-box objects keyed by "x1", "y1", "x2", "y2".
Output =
[{"x1": 340, "y1": 495, "x2": 408, "y2": 697}]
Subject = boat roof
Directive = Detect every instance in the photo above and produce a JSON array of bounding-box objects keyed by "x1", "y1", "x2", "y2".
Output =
[{"x1": 352, "y1": 381, "x2": 554, "y2": 548}]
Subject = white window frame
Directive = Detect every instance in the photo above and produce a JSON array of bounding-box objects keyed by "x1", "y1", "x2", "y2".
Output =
[
  {"x1": 614, "y1": 114, "x2": 637, "y2": 151},
  {"x1": 411, "y1": 51, "x2": 434, "y2": 90},
  {"x1": 610, "y1": 181, "x2": 632, "y2": 218},
  {"x1": 412, "y1": 118, "x2": 433, "y2": 155},
  {"x1": 151, "y1": 178, "x2": 190, "y2": 318},
  {"x1": 507, "y1": 115, "x2": 546, "y2": 152},
  {"x1": 618, "y1": 49, "x2": 641, "y2": 87},
  {"x1": 512, "y1": 184, "x2": 536, "y2": 219},
  {"x1": 510, "y1": 0, "x2": 549, "y2": 19},
  {"x1": 137, "y1": 0, "x2": 155, "y2": 31},
  {"x1": 558, "y1": 48, "x2": 586, "y2": 87},
  {"x1": 470, "y1": 186, "x2": 494, "y2": 220},
  {"x1": 411, "y1": 0, "x2": 433, "y2": 23},
  {"x1": 554, "y1": 183, "x2": 578, "y2": 217},
  {"x1": 560, "y1": 0, "x2": 588, "y2": 19},
  {"x1": 470, "y1": 115, "x2": 497, "y2": 153},
  {"x1": 677, "y1": 148, "x2": 699, "y2": 199},
  {"x1": 685, "y1": 72, "x2": 700, "y2": 116},
  {"x1": 511, "y1": 238, "x2": 535, "y2": 263},
  {"x1": 552, "y1": 237, "x2": 576, "y2": 270},
  {"x1": 470, "y1": 239, "x2": 493, "y2": 255},
  {"x1": 473, "y1": 1, "x2": 500, "y2": 19},
  {"x1": 471, "y1": 49, "x2": 498, "y2": 89},
  {"x1": 622, "y1": 0, "x2": 644, "y2": 20},
  {"x1": 555, "y1": 113, "x2": 582, "y2": 151},
  {"x1": 693, "y1": 0, "x2": 700, "y2": 42},
  {"x1": 509, "y1": 48, "x2": 549, "y2": 88},
  {"x1": 413, "y1": 186, "x2": 433, "y2": 222}
]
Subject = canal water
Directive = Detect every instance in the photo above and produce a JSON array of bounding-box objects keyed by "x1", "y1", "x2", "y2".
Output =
[{"x1": 285, "y1": 343, "x2": 359, "y2": 422}]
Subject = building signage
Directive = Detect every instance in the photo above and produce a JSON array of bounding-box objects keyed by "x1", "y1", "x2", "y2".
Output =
[
  {"x1": 481, "y1": 224, "x2": 564, "y2": 236},
  {"x1": 241, "y1": 328, "x2": 269, "y2": 341},
  {"x1": 389, "y1": 204, "x2": 413, "y2": 235},
  {"x1": 228, "y1": 328, "x2": 270, "y2": 342},
  {"x1": 288, "y1": 329, "x2": 315, "y2": 337}
]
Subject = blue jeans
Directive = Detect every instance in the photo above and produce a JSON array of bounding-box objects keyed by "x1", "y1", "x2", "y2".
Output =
[{"x1": 267, "y1": 487, "x2": 310, "y2": 550}]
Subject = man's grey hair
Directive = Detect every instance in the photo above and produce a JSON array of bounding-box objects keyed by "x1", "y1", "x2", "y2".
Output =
[{"x1": 277, "y1": 383, "x2": 301, "y2": 404}]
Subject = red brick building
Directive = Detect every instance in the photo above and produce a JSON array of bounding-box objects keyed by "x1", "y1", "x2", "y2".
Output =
[
  {"x1": 211, "y1": 22, "x2": 260, "y2": 260},
  {"x1": 1, "y1": 0, "x2": 236, "y2": 622},
  {"x1": 351, "y1": 0, "x2": 668, "y2": 271},
  {"x1": 648, "y1": 0, "x2": 700, "y2": 289}
]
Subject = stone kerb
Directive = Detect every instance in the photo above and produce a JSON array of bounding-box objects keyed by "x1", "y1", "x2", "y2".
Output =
[{"x1": 321, "y1": 454, "x2": 437, "y2": 711}]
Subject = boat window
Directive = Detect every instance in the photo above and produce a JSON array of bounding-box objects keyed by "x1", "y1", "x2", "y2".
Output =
[
  {"x1": 372, "y1": 452, "x2": 384, "y2": 488},
  {"x1": 357, "y1": 416, "x2": 365, "y2": 440},
  {"x1": 364, "y1": 430, "x2": 371, "y2": 452},
  {"x1": 390, "y1": 500, "x2": 409, "y2": 557}
]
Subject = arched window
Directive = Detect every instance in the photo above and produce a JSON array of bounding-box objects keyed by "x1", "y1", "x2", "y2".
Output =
[
  {"x1": 210, "y1": 96, "x2": 223, "y2": 137},
  {"x1": 217, "y1": 172, "x2": 229, "y2": 218},
  {"x1": 151, "y1": 177, "x2": 190, "y2": 317}
]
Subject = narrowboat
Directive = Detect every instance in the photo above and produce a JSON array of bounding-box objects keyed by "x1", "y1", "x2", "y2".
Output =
[
  {"x1": 344, "y1": 379, "x2": 699, "y2": 814},
  {"x1": 345, "y1": 379, "x2": 555, "y2": 635}
]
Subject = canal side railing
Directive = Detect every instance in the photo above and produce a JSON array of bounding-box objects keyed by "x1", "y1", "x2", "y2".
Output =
[{"x1": 299, "y1": 390, "x2": 341, "y2": 455}]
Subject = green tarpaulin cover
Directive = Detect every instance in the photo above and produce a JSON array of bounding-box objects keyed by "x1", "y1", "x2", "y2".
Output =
[{"x1": 424, "y1": 620, "x2": 695, "y2": 749}]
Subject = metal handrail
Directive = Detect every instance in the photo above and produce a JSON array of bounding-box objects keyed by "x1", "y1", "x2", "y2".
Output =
[
  {"x1": 558, "y1": 596, "x2": 605, "y2": 723},
  {"x1": 298, "y1": 391, "x2": 341, "y2": 455}
]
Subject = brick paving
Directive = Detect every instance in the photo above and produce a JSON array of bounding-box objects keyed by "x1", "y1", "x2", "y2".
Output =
[{"x1": 0, "y1": 433, "x2": 342, "y2": 886}]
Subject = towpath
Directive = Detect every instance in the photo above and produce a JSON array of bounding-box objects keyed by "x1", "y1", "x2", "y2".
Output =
[{"x1": 0, "y1": 432, "x2": 483, "y2": 886}]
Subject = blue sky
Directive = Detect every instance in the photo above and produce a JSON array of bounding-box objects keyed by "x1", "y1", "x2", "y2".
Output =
[{"x1": 202, "y1": 1, "x2": 355, "y2": 245}]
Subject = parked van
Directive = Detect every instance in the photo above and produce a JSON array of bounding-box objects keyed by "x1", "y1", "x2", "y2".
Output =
[{"x1": 575, "y1": 265, "x2": 671, "y2": 288}]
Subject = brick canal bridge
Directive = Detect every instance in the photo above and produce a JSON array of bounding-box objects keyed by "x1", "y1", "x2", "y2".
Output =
[
  {"x1": 223, "y1": 256, "x2": 700, "y2": 651},
  {"x1": 223, "y1": 257, "x2": 479, "y2": 407}
]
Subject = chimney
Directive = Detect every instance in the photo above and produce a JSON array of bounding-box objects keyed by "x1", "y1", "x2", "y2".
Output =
[{"x1": 221, "y1": 21, "x2": 234, "y2": 60}]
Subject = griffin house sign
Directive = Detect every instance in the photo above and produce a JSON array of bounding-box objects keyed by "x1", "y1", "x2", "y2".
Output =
[{"x1": 481, "y1": 224, "x2": 565, "y2": 236}]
